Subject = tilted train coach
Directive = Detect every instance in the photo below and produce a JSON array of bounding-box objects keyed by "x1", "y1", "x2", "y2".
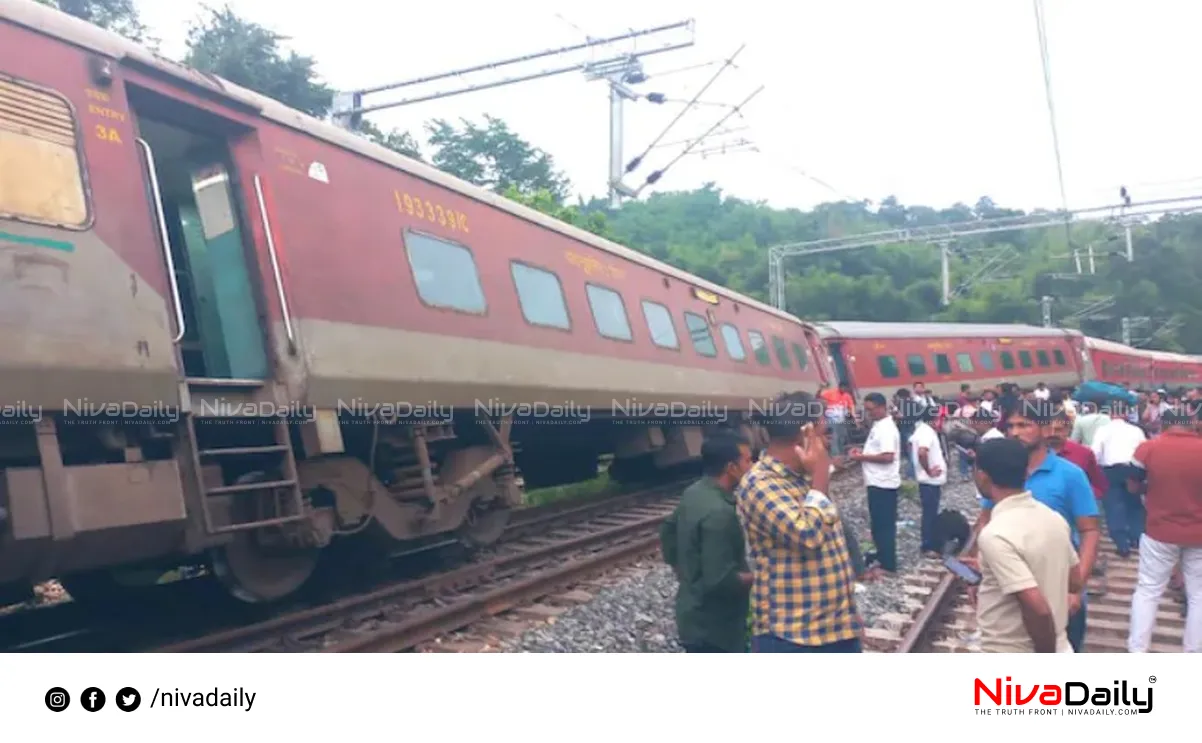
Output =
[
  {"x1": 807, "y1": 322, "x2": 1202, "y2": 399},
  {"x1": 0, "y1": 1, "x2": 826, "y2": 606},
  {"x1": 3, "y1": 2, "x2": 1200, "y2": 609}
]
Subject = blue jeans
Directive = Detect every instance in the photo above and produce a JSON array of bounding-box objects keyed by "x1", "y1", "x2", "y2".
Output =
[
  {"x1": 1102, "y1": 464, "x2": 1145, "y2": 556},
  {"x1": 1068, "y1": 592, "x2": 1087, "y2": 652},
  {"x1": 828, "y1": 420, "x2": 847, "y2": 456},
  {"x1": 752, "y1": 635, "x2": 862, "y2": 653},
  {"x1": 918, "y1": 483, "x2": 942, "y2": 553}
]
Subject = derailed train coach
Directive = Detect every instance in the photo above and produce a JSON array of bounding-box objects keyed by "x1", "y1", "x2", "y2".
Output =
[
  {"x1": 808, "y1": 322, "x2": 1087, "y2": 398},
  {"x1": 807, "y1": 321, "x2": 1202, "y2": 401},
  {"x1": 0, "y1": 1, "x2": 826, "y2": 606}
]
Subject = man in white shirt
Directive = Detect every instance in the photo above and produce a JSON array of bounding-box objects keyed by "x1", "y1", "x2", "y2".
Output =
[
  {"x1": 910, "y1": 403, "x2": 947, "y2": 558},
  {"x1": 1033, "y1": 382, "x2": 1051, "y2": 401},
  {"x1": 912, "y1": 382, "x2": 933, "y2": 409},
  {"x1": 1091, "y1": 399, "x2": 1148, "y2": 558},
  {"x1": 847, "y1": 392, "x2": 901, "y2": 575},
  {"x1": 979, "y1": 389, "x2": 997, "y2": 415}
]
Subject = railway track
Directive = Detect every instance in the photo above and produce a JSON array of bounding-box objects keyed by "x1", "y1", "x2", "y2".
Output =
[
  {"x1": 871, "y1": 537, "x2": 1188, "y2": 653},
  {"x1": 0, "y1": 479, "x2": 689, "y2": 652},
  {"x1": 156, "y1": 494, "x2": 680, "y2": 652},
  {"x1": 156, "y1": 465, "x2": 865, "y2": 653}
]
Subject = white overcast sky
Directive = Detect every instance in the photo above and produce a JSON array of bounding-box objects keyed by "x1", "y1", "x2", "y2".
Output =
[{"x1": 135, "y1": 0, "x2": 1202, "y2": 212}]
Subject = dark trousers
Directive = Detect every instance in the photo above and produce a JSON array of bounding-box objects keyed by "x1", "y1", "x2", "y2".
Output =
[
  {"x1": 867, "y1": 486, "x2": 899, "y2": 572},
  {"x1": 752, "y1": 634, "x2": 862, "y2": 653},
  {"x1": 918, "y1": 483, "x2": 942, "y2": 553},
  {"x1": 1102, "y1": 464, "x2": 1145, "y2": 556},
  {"x1": 899, "y1": 430, "x2": 915, "y2": 479},
  {"x1": 842, "y1": 520, "x2": 866, "y2": 579},
  {"x1": 681, "y1": 642, "x2": 731, "y2": 653},
  {"x1": 1067, "y1": 594, "x2": 1087, "y2": 652}
]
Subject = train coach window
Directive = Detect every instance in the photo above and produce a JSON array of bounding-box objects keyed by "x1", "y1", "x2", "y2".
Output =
[
  {"x1": 934, "y1": 353, "x2": 952, "y2": 374},
  {"x1": 1000, "y1": 351, "x2": 1015, "y2": 370},
  {"x1": 0, "y1": 78, "x2": 89, "y2": 228},
  {"x1": 956, "y1": 352, "x2": 974, "y2": 373},
  {"x1": 405, "y1": 232, "x2": 487, "y2": 314},
  {"x1": 772, "y1": 336, "x2": 792, "y2": 369},
  {"x1": 1053, "y1": 349, "x2": 1066, "y2": 366},
  {"x1": 511, "y1": 262, "x2": 570, "y2": 329},
  {"x1": 719, "y1": 324, "x2": 746, "y2": 361},
  {"x1": 641, "y1": 300, "x2": 679, "y2": 349},
  {"x1": 979, "y1": 352, "x2": 995, "y2": 371},
  {"x1": 906, "y1": 354, "x2": 927, "y2": 377},
  {"x1": 1019, "y1": 351, "x2": 1033, "y2": 368},
  {"x1": 747, "y1": 331, "x2": 771, "y2": 365},
  {"x1": 684, "y1": 312, "x2": 717, "y2": 357},
  {"x1": 1036, "y1": 350, "x2": 1050, "y2": 367},
  {"x1": 878, "y1": 355, "x2": 900, "y2": 378},
  {"x1": 586, "y1": 284, "x2": 633, "y2": 341},
  {"x1": 790, "y1": 342, "x2": 809, "y2": 370}
]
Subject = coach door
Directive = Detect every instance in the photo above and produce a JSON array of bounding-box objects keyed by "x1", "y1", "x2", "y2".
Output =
[
  {"x1": 827, "y1": 342, "x2": 852, "y2": 388},
  {"x1": 126, "y1": 84, "x2": 270, "y2": 381}
]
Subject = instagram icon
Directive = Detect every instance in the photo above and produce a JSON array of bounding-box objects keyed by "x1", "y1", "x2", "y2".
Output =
[{"x1": 44, "y1": 687, "x2": 70, "y2": 712}]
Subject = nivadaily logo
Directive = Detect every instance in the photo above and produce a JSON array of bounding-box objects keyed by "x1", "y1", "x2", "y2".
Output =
[{"x1": 974, "y1": 676, "x2": 1154, "y2": 715}]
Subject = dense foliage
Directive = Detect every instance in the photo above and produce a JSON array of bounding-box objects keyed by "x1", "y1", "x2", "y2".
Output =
[{"x1": 49, "y1": 1, "x2": 1202, "y2": 352}]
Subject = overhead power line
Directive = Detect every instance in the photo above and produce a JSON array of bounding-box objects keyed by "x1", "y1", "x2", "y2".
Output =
[
  {"x1": 766, "y1": 193, "x2": 1202, "y2": 311},
  {"x1": 623, "y1": 44, "x2": 746, "y2": 178},
  {"x1": 1033, "y1": 0, "x2": 1070, "y2": 215},
  {"x1": 616, "y1": 85, "x2": 765, "y2": 199},
  {"x1": 331, "y1": 20, "x2": 695, "y2": 118}
]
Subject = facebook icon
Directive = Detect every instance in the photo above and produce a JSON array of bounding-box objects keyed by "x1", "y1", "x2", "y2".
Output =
[{"x1": 80, "y1": 687, "x2": 106, "y2": 712}]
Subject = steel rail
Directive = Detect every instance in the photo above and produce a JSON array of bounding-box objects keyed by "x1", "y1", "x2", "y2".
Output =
[
  {"x1": 155, "y1": 508, "x2": 676, "y2": 652},
  {"x1": 326, "y1": 528, "x2": 664, "y2": 653},
  {"x1": 896, "y1": 531, "x2": 978, "y2": 653}
]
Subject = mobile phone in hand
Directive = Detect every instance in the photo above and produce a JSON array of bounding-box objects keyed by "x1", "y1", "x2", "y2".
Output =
[{"x1": 943, "y1": 556, "x2": 982, "y2": 585}]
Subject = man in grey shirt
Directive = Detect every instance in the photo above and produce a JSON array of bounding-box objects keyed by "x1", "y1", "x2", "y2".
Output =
[{"x1": 1071, "y1": 403, "x2": 1110, "y2": 447}]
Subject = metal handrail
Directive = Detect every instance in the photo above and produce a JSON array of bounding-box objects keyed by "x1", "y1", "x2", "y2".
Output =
[
  {"x1": 252, "y1": 174, "x2": 296, "y2": 353},
  {"x1": 136, "y1": 137, "x2": 186, "y2": 344}
]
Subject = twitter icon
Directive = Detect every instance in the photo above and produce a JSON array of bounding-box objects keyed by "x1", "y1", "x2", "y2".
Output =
[{"x1": 115, "y1": 687, "x2": 141, "y2": 712}]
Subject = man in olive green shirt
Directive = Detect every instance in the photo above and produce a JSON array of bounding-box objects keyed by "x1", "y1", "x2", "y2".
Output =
[{"x1": 660, "y1": 432, "x2": 754, "y2": 652}]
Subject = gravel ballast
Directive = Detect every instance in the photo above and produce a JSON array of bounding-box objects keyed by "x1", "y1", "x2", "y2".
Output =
[{"x1": 501, "y1": 467, "x2": 982, "y2": 652}]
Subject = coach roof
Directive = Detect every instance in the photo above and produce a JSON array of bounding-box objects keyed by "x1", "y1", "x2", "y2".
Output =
[
  {"x1": 810, "y1": 321, "x2": 1081, "y2": 340},
  {"x1": 4, "y1": 0, "x2": 801, "y2": 325}
]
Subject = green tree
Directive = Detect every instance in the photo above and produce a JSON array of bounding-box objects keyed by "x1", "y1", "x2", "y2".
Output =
[
  {"x1": 503, "y1": 187, "x2": 614, "y2": 241},
  {"x1": 355, "y1": 120, "x2": 424, "y2": 161},
  {"x1": 36, "y1": 0, "x2": 148, "y2": 42},
  {"x1": 183, "y1": 5, "x2": 332, "y2": 117},
  {"x1": 427, "y1": 115, "x2": 570, "y2": 201}
]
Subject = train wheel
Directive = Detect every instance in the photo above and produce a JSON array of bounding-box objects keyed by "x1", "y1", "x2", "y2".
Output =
[{"x1": 208, "y1": 473, "x2": 320, "y2": 604}]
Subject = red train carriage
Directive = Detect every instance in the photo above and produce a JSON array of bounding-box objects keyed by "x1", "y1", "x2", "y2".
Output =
[
  {"x1": 810, "y1": 322, "x2": 1085, "y2": 399},
  {"x1": 1146, "y1": 350, "x2": 1202, "y2": 390},
  {"x1": 1082, "y1": 336, "x2": 1157, "y2": 389},
  {"x1": 0, "y1": 1, "x2": 824, "y2": 605}
]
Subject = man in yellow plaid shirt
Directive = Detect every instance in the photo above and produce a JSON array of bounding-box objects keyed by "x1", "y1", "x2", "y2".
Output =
[{"x1": 736, "y1": 391, "x2": 863, "y2": 652}]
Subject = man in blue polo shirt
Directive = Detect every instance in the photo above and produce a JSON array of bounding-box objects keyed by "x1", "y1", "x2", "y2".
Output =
[{"x1": 972, "y1": 399, "x2": 1101, "y2": 652}]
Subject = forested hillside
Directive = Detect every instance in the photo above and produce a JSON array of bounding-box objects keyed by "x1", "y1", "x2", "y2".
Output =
[
  {"x1": 508, "y1": 187, "x2": 1202, "y2": 353},
  {"x1": 44, "y1": 0, "x2": 1202, "y2": 353}
]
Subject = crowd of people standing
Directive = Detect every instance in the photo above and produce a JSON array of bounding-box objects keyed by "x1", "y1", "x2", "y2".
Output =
[{"x1": 659, "y1": 378, "x2": 1202, "y2": 654}]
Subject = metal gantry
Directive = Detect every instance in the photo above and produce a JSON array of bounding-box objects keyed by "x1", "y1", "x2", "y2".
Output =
[
  {"x1": 766, "y1": 193, "x2": 1202, "y2": 312},
  {"x1": 328, "y1": 21, "x2": 695, "y2": 208}
]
